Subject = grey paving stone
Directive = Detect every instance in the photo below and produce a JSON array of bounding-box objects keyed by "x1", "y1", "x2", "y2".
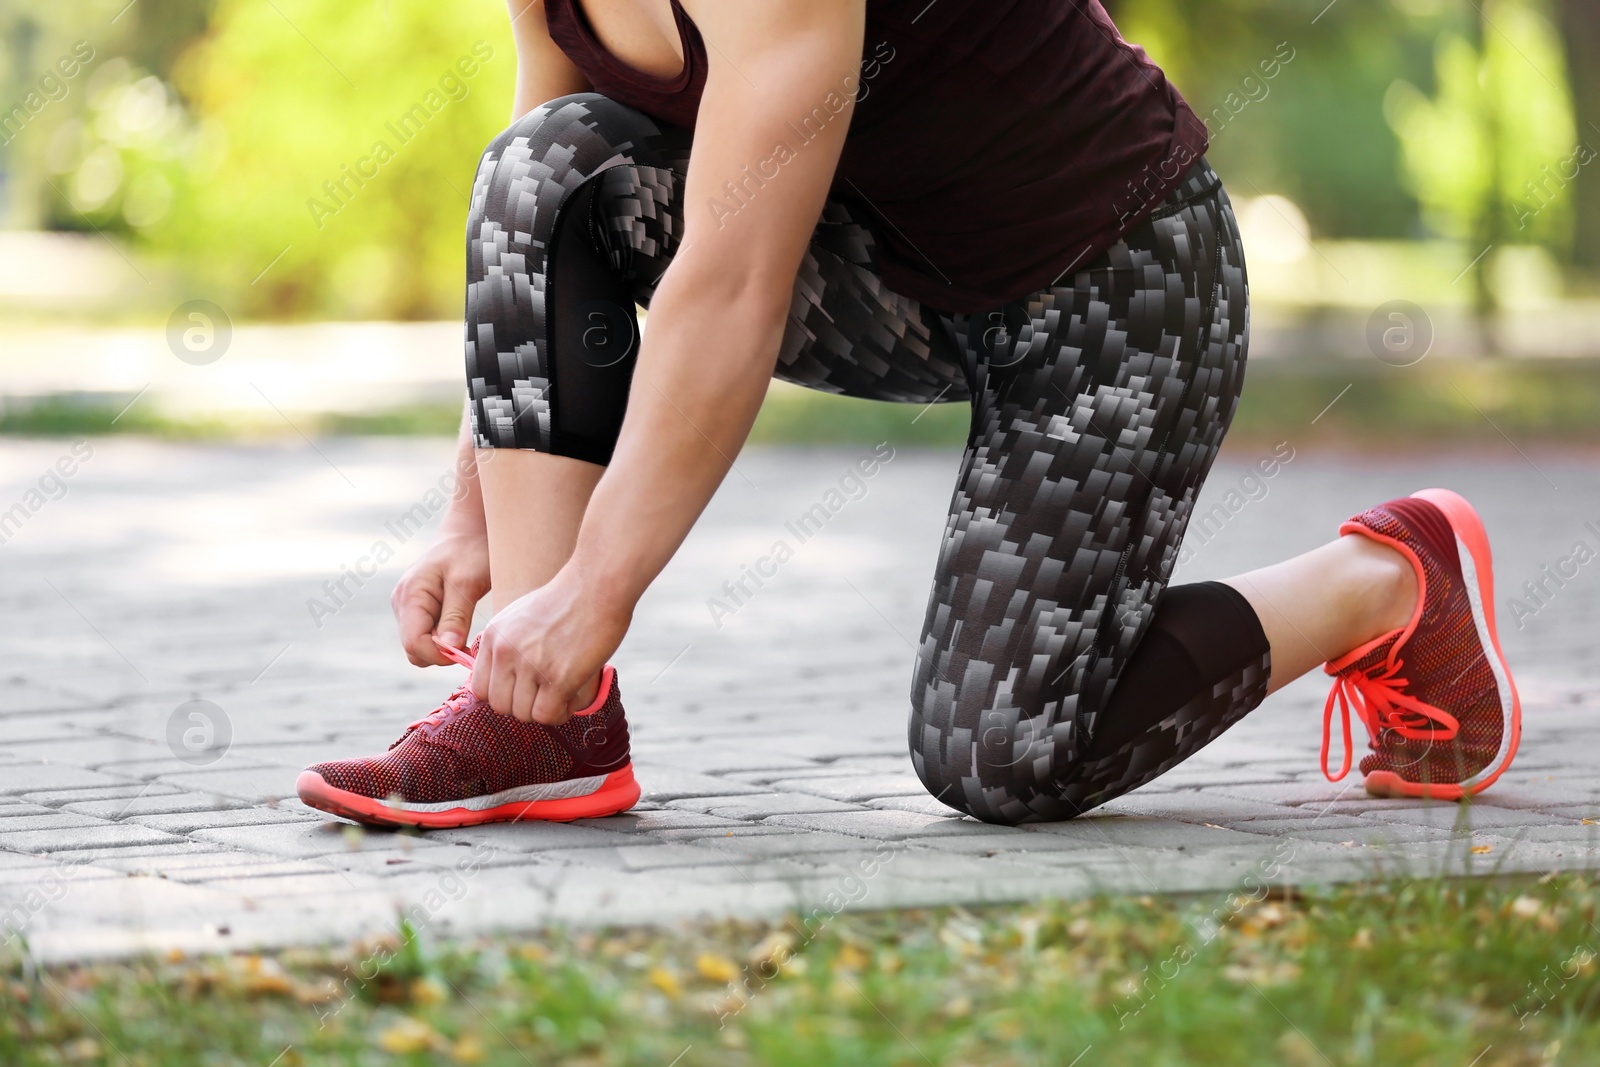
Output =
[
  {"x1": 909, "y1": 832, "x2": 1116, "y2": 855},
  {"x1": 4, "y1": 737, "x2": 172, "y2": 768},
  {"x1": 538, "y1": 843, "x2": 748, "y2": 872},
  {"x1": 1539, "y1": 805, "x2": 1600, "y2": 822},
  {"x1": 807, "y1": 847, "x2": 1059, "y2": 881},
  {"x1": 63, "y1": 792, "x2": 253, "y2": 818},
  {"x1": 1221, "y1": 816, "x2": 1372, "y2": 835},
  {"x1": 128, "y1": 808, "x2": 319, "y2": 835},
  {"x1": 154, "y1": 766, "x2": 298, "y2": 802},
  {"x1": 0, "y1": 862, "x2": 123, "y2": 888},
  {"x1": 428, "y1": 822, "x2": 647, "y2": 854},
  {"x1": 764, "y1": 809, "x2": 982, "y2": 839},
  {"x1": 652, "y1": 859, "x2": 840, "y2": 884},
  {"x1": 652, "y1": 825, "x2": 802, "y2": 841},
  {"x1": 867, "y1": 793, "x2": 969, "y2": 817},
  {"x1": 635, "y1": 747, "x2": 820, "y2": 774},
  {"x1": 196, "y1": 872, "x2": 367, "y2": 897},
  {"x1": 697, "y1": 832, "x2": 902, "y2": 858},
  {"x1": 1277, "y1": 825, "x2": 1459, "y2": 846},
  {"x1": 98, "y1": 758, "x2": 270, "y2": 780},
  {"x1": 1311, "y1": 798, "x2": 1462, "y2": 816},
  {"x1": 161, "y1": 860, "x2": 340, "y2": 884},
  {"x1": 722, "y1": 767, "x2": 857, "y2": 785},
  {"x1": 316, "y1": 849, "x2": 479, "y2": 878},
  {"x1": 1207, "y1": 782, "x2": 1364, "y2": 808},
  {"x1": 1361, "y1": 805, "x2": 1578, "y2": 830},
  {"x1": 765, "y1": 775, "x2": 929, "y2": 802},
  {"x1": 1453, "y1": 824, "x2": 1600, "y2": 845},
  {"x1": 570, "y1": 810, "x2": 748, "y2": 834},
  {"x1": 1143, "y1": 767, "x2": 1295, "y2": 789},
  {"x1": 0, "y1": 849, "x2": 63, "y2": 872},
  {"x1": 1026, "y1": 817, "x2": 1272, "y2": 850},
  {"x1": 1472, "y1": 781, "x2": 1600, "y2": 810},
  {"x1": 0, "y1": 812, "x2": 110, "y2": 833},
  {"x1": 0, "y1": 824, "x2": 183, "y2": 853},
  {"x1": 667, "y1": 792, "x2": 866, "y2": 819},
  {"x1": 84, "y1": 849, "x2": 283, "y2": 873},
  {"x1": 42, "y1": 843, "x2": 221, "y2": 865},
  {"x1": 1097, "y1": 791, "x2": 1308, "y2": 824},
  {"x1": 0, "y1": 764, "x2": 135, "y2": 795},
  {"x1": 632, "y1": 768, "x2": 765, "y2": 802},
  {"x1": 19, "y1": 783, "x2": 182, "y2": 806},
  {"x1": 191, "y1": 821, "x2": 447, "y2": 859}
]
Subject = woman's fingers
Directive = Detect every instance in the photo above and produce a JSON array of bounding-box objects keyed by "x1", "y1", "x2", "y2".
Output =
[
  {"x1": 509, "y1": 669, "x2": 539, "y2": 723},
  {"x1": 395, "y1": 580, "x2": 448, "y2": 667},
  {"x1": 470, "y1": 640, "x2": 495, "y2": 704},
  {"x1": 488, "y1": 654, "x2": 518, "y2": 717},
  {"x1": 434, "y1": 575, "x2": 478, "y2": 653},
  {"x1": 530, "y1": 683, "x2": 572, "y2": 727}
]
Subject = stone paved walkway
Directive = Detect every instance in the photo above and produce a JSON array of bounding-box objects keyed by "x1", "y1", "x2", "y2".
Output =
[{"x1": 2, "y1": 438, "x2": 1598, "y2": 962}]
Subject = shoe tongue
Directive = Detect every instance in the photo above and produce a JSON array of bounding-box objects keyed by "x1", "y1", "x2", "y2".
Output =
[{"x1": 1328, "y1": 628, "x2": 1401, "y2": 676}]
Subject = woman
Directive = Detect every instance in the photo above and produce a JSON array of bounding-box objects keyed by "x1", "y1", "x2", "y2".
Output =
[{"x1": 295, "y1": 0, "x2": 1520, "y2": 828}]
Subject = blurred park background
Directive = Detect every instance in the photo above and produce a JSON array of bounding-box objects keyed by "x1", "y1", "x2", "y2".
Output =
[{"x1": 2, "y1": 0, "x2": 1600, "y2": 442}]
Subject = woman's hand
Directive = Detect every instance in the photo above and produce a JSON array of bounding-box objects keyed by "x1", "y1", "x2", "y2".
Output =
[
  {"x1": 392, "y1": 524, "x2": 492, "y2": 667},
  {"x1": 471, "y1": 566, "x2": 631, "y2": 725}
]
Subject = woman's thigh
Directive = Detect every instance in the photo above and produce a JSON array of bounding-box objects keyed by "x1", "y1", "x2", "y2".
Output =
[{"x1": 909, "y1": 164, "x2": 1251, "y2": 824}]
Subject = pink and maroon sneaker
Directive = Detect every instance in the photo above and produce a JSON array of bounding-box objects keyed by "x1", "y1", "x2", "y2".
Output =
[
  {"x1": 1321, "y1": 488, "x2": 1520, "y2": 799},
  {"x1": 296, "y1": 641, "x2": 639, "y2": 828}
]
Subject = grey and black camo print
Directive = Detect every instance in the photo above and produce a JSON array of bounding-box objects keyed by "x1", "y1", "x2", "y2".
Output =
[{"x1": 465, "y1": 94, "x2": 1270, "y2": 824}]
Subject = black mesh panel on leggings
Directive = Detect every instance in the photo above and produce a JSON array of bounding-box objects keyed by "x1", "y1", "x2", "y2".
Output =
[{"x1": 463, "y1": 94, "x2": 1272, "y2": 825}]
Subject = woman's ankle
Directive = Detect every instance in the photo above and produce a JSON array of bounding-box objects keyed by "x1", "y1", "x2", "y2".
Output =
[{"x1": 1344, "y1": 533, "x2": 1418, "y2": 641}]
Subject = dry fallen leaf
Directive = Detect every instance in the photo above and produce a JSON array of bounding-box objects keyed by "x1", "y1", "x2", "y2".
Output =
[
  {"x1": 1471, "y1": 844, "x2": 1493, "y2": 855},
  {"x1": 377, "y1": 1016, "x2": 443, "y2": 1054},
  {"x1": 412, "y1": 976, "x2": 448, "y2": 1006},
  {"x1": 649, "y1": 966, "x2": 683, "y2": 998},
  {"x1": 834, "y1": 943, "x2": 871, "y2": 972},
  {"x1": 696, "y1": 953, "x2": 740, "y2": 984}
]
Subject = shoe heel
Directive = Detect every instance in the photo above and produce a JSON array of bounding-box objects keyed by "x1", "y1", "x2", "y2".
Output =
[{"x1": 1410, "y1": 487, "x2": 1520, "y2": 795}]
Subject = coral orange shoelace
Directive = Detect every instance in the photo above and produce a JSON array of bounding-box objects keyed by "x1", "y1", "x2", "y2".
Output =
[
  {"x1": 1321, "y1": 656, "x2": 1461, "y2": 781},
  {"x1": 400, "y1": 637, "x2": 480, "y2": 741}
]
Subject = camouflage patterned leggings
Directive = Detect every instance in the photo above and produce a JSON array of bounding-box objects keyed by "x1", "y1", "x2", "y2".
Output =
[{"x1": 465, "y1": 94, "x2": 1272, "y2": 825}]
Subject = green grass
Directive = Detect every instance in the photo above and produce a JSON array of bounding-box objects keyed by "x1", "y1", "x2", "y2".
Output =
[
  {"x1": 6, "y1": 357, "x2": 1600, "y2": 445},
  {"x1": 7, "y1": 874, "x2": 1600, "y2": 1065}
]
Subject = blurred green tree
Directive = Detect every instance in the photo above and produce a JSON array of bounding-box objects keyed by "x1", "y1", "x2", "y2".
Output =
[
  {"x1": 1384, "y1": 0, "x2": 1574, "y2": 321},
  {"x1": 149, "y1": 0, "x2": 514, "y2": 319},
  {"x1": 1116, "y1": 0, "x2": 1426, "y2": 240},
  {"x1": 1557, "y1": 0, "x2": 1600, "y2": 275},
  {"x1": 0, "y1": 0, "x2": 133, "y2": 229}
]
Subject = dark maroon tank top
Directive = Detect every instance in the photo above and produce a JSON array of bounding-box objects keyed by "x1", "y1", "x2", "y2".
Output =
[{"x1": 546, "y1": 0, "x2": 1209, "y2": 314}]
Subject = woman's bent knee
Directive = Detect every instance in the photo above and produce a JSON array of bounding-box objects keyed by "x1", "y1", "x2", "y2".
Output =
[
  {"x1": 478, "y1": 93, "x2": 666, "y2": 169},
  {"x1": 908, "y1": 700, "x2": 1089, "y2": 826}
]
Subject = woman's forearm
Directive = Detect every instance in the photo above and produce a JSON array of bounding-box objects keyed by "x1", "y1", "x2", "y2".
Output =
[
  {"x1": 443, "y1": 406, "x2": 487, "y2": 534},
  {"x1": 566, "y1": 258, "x2": 791, "y2": 611},
  {"x1": 506, "y1": 0, "x2": 589, "y2": 120}
]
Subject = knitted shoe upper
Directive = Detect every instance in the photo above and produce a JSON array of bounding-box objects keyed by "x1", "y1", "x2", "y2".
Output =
[{"x1": 307, "y1": 667, "x2": 631, "y2": 804}]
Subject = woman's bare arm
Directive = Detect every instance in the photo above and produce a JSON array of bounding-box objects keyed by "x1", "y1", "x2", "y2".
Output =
[
  {"x1": 396, "y1": 4, "x2": 594, "y2": 668},
  {"x1": 471, "y1": 0, "x2": 867, "y2": 722},
  {"x1": 506, "y1": 0, "x2": 592, "y2": 118}
]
